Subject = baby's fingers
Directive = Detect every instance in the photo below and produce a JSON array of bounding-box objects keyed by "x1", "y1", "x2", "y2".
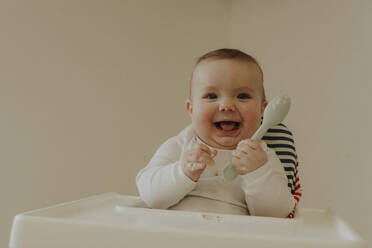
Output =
[
  {"x1": 198, "y1": 153, "x2": 215, "y2": 166},
  {"x1": 238, "y1": 139, "x2": 262, "y2": 151},
  {"x1": 189, "y1": 162, "x2": 206, "y2": 171},
  {"x1": 232, "y1": 149, "x2": 247, "y2": 160},
  {"x1": 186, "y1": 150, "x2": 215, "y2": 165},
  {"x1": 197, "y1": 143, "x2": 217, "y2": 158}
]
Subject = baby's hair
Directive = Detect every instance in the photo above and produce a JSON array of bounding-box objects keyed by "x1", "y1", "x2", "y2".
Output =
[{"x1": 190, "y1": 48, "x2": 265, "y2": 101}]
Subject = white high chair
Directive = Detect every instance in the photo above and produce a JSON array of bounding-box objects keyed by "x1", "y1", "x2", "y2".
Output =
[{"x1": 9, "y1": 192, "x2": 366, "y2": 248}]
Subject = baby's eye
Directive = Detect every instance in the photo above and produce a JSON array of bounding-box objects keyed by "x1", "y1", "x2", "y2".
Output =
[
  {"x1": 237, "y1": 93, "x2": 251, "y2": 99},
  {"x1": 204, "y1": 93, "x2": 217, "y2": 99}
]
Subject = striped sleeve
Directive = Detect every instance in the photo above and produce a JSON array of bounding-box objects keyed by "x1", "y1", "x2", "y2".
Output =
[{"x1": 262, "y1": 123, "x2": 302, "y2": 218}]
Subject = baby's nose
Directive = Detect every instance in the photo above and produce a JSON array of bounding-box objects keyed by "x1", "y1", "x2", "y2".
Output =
[{"x1": 219, "y1": 101, "x2": 236, "y2": 111}]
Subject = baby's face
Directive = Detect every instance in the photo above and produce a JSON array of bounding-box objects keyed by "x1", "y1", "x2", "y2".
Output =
[{"x1": 187, "y1": 59, "x2": 267, "y2": 150}]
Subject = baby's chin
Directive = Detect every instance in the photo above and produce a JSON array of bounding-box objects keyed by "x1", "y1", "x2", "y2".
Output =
[{"x1": 212, "y1": 137, "x2": 241, "y2": 150}]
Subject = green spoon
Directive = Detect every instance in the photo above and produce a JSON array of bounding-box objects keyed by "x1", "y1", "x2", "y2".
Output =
[{"x1": 223, "y1": 95, "x2": 291, "y2": 180}]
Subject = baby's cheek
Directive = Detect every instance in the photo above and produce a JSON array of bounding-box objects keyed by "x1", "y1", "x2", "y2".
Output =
[
  {"x1": 192, "y1": 112, "x2": 214, "y2": 139},
  {"x1": 196, "y1": 109, "x2": 214, "y2": 126},
  {"x1": 242, "y1": 108, "x2": 262, "y2": 125}
]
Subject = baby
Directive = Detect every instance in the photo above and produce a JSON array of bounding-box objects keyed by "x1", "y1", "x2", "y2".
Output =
[{"x1": 136, "y1": 49, "x2": 301, "y2": 218}]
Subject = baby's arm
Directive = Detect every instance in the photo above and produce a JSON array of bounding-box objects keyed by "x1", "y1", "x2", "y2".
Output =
[
  {"x1": 136, "y1": 137, "x2": 196, "y2": 209},
  {"x1": 238, "y1": 143, "x2": 296, "y2": 217},
  {"x1": 232, "y1": 124, "x2": 300, "y2": 217}
]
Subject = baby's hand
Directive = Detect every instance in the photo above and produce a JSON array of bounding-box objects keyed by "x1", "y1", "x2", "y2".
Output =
[
  {"x1": 231, "y1": 139, "x2": 267, "y2": 175},
  {"x1": 182, "y1": 139, "x2": 217, "y2": 182}
]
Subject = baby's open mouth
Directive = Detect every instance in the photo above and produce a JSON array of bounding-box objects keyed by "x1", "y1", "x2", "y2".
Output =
[{"x1": 214, "y1": 121, "x2": 240, "y2": 131}]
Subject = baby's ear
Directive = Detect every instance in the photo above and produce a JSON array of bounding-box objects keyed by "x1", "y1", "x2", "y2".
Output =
[
  {"x1": 186, "y1": 99, "x2": 193, "y2": 116},
  {"x1": 261, "y1": 100, "x2": 268, "y2": 115}
]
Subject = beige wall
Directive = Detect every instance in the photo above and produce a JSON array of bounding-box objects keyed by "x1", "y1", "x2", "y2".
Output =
[
  {"x1": 2, "y1": 0, "x2": 371, "y2": 246},
  {"x1": 231, "y1": 0, "x2": 372, "y2": 243},
  {"x1": 0, "y1": 0, "x2": 231, "y2": 246}
]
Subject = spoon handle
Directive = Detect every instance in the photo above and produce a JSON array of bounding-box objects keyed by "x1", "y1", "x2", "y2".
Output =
[{"x1": 251, "y1": 125, "x2": 268, "y2": 141}]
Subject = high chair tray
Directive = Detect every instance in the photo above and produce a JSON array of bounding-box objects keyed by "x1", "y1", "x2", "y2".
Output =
[{"x1": 10, "y1": 192, "x2": 366, "y2": 248}]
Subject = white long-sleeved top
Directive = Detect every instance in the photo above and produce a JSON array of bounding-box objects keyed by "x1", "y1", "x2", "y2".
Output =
[{"x1": 136, "y1": 125, "x2": 296, "y2": 217}]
